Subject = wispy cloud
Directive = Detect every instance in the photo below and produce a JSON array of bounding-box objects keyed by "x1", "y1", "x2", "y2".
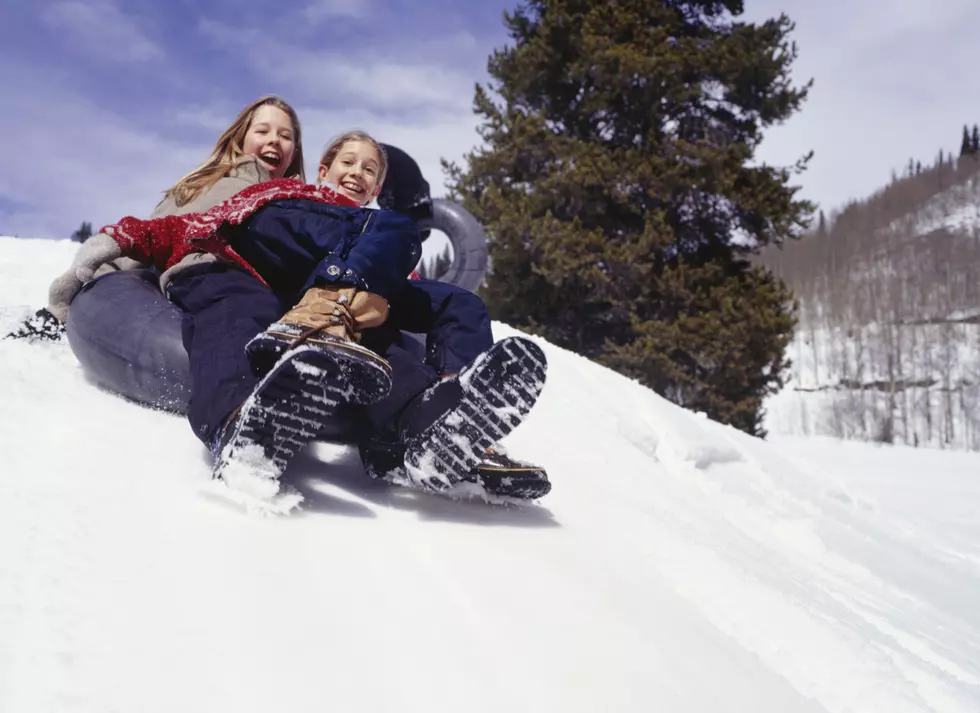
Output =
[
  {"x1": 196, "y1": 19, "x2": 478, "y2": 115},
  {"x1": 301, "y1": 0, "x2": 369, "y2": 23},
  {"x1": 40, "y1": 0, "x2": 163, "y2": 63}
]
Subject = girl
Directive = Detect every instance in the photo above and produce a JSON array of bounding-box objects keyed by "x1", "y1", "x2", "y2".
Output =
[{"x1": 288, "y1": 134, "x2": 551, "y2": 498}]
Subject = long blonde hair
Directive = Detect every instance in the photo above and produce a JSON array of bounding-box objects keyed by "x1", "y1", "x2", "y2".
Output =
[
  {"x1": 318, "y1": 130, "x2": 388, "y2": 188},
  {"x1": 164, "y1": 95, "x2": 306, "y2": 206}
]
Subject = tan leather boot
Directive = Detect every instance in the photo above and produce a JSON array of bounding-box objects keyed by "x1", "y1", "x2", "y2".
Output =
[
  {"x1": 245, "y1": 285, "x2": 393, "y2": 388},
  {"x1": 279, "y1": 286, "x2": 388, "y2": 342}
]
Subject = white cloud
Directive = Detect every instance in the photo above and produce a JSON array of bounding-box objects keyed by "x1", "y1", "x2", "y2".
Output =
[
  {"x1": 173, "y1": 105, "x2": 242, "y2": 133},
  {"x1": 301, "y1": 0, "x2": 368, "y2": 23},
  {"x1": 196, "y1": 19, "x2": 482, "y2": 114},
  {"x1": 40, "y1": 0, "x2": 163, "y2": 63}
]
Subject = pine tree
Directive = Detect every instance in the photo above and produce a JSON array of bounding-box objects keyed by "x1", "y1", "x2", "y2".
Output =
[
  {"x1": 444, "y1": 0, "x2": 813, "y2": 436},
  {"x1": 71, "y1": 221, "x2": 93, "y2": 243},
  {"x1": 960, "y1": 125, "x2": 971, "y2": 157},
  {"x1": 817, "y1": 210, "x2": 827, "y2": 236},
  {"x1": 972, "y1": 124, "x2": 979, "y2": 155}
]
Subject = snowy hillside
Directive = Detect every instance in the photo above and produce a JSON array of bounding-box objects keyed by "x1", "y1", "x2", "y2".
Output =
[
  {"x1": 767, "y1": 173, "x2": 980, "y2": 450},
  {"x1": 2, "y1": 236, "x2": 979, "y2": 713},
  {"x1": 887, "y1": 174, "x2": 980, "y2": 238}
]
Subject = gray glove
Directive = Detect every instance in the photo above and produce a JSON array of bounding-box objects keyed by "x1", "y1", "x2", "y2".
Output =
[{"x1": 47, "y1": 233, "x2": 123, "y2": 322}]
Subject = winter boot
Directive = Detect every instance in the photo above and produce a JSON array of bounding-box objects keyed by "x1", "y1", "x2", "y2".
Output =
[
  {"x1": 245, "y1": 285, "x2": 392, "y2": 405},
  {"x1": 360, "y1": 439, "x2": 551, "y2": 500},
  {"x1": 212, "y1": 342, "x2": 384, "y2": 512},
  {"x1": 395, "y1": 336, "x2": 547, "y2": 492},
  {"x1": 470, "y1": 446, "x2": 552, "y2": 500},
  {"x1": 4, "y1": 307, "x2": 66, "y2": 342}
]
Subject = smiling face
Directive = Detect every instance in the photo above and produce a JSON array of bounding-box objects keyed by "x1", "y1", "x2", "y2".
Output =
[
  {"x1": 318, "y1": 140, "x2": 384, "y2": 205},
  {"x1": 241, "y1": 104, "x2": 296, "y2": 179}
]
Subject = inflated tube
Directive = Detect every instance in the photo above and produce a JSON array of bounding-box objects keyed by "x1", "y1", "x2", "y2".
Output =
[
  {"x1": 418, "y1": 198, "x2": 489, "y2": 293},
  {"x1": 66, "y1": 199, "x2": 486, "y2": 422},
  {"x1": 67, "y1": 269, "x2": 191, "y2": 412}
]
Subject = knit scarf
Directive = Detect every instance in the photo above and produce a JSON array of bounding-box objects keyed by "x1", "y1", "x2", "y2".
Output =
[{"x1": 99, "y1": 178, "x2": 360, "y2": 285}]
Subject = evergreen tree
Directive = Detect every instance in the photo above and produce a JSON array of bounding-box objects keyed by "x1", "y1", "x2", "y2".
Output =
[
  {"x1": 416, "y1": 243, "x2": 453, "y2": 280},
  {"x1": 817, "y1": 210, "x2": 827, "y2": 236},
  {"x1": 444, "y1": 0, "x2": 813, "y2": 436},
  {"x1": 972, "y1": 124, "x2": 979, "y2": 155},
  {"x1": 71, "y1": 221, "x2": 93, "y2": 243},
  {"x1": 960, "y1": 125, "x2": 971, "y2": 157},
  {"x1": 432, "y1": 244, "x2": 452, "y2": 279}
]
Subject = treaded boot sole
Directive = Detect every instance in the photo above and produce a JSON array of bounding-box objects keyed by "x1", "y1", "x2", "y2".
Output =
[
  {"x1": 245, "y1": 324, "x2": 392, "y2": 401},
  {"x1": 402, "y1": 336, "x2": 547, "y2": 491},
  {"x1": 214, "y1": 344, "x2": 381, "y2": 492}
]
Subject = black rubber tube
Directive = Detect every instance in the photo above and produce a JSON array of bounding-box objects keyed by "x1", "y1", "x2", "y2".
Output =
[
  {"x1": 67, "y1": 269, "x2": 192, "y2": 412},
  {"x1": 418, "y1": 198, "x2": 488, "y2": 293}
]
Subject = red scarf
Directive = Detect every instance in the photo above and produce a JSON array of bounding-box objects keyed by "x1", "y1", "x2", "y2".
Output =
[{"x1": 99, "y1": 179, "x2": 360, "y2": 285}]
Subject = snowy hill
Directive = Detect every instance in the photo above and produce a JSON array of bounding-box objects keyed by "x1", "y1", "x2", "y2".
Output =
[
  {"x1": 766, "y1": 173, "x2": 980, "y2": 451},
  {"x1": 886, "y1": 174, "x2": 980, "y2": 238},
  {"x1": 2, "y1": 236, "x2": 979, "y2": 713}
]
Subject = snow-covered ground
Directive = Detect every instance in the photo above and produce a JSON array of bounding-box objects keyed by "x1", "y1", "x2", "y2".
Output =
[
  {"x1": 885, "y1": 175, "x2": 980, "y2": 238},
  {"x1": 2, "y1": 236, "x2": 979, "y2": 713}
]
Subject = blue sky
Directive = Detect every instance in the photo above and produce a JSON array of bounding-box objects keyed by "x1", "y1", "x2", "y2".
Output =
[{"x1": 2, "y1": 0, "x2": 979, "y2": 239}]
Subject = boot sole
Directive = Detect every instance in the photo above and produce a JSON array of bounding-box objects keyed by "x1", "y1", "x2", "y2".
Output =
[
  {"x1": 402, "y1": 336, "x2": 547, "y2": 490},
  {"x1": 215, "y1": 344, "x2": 385, "y2": 484},
  {"x1": 246, "y1": 328, "x2": 392, "y2": 401}
]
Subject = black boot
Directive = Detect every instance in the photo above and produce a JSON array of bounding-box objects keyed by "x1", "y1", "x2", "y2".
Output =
[
  {"x1": 212, "y1": 342, "x2": 391, "y2": 512},
  {"x1": 393, "y1": 336, "x2": 547, "y2": 492},
  {"x1": 360, "y1": 438, "x2": 551, "y2": 500},
  {"x1": 244, "y1": 285, "x2": 392, "y2": 404},
  {"x1": 4, "y1": 307, "x2": 66, "y2": 342}
]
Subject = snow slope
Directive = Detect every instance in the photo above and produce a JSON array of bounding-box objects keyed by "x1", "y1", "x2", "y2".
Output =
[{"x1": 1, "y1": 236, "x2": 979, "y2": 713}]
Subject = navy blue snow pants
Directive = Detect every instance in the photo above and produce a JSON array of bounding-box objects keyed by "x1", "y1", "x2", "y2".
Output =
[
  {"x1": 166, "y1": 263, "x2": 290, "y2": 447},
  {"x1": 166, "y1": 264, "x2": 445, "y2": 449},
  {"x1": 358, "y1": 328, "x2": 441, "y2": 437}
]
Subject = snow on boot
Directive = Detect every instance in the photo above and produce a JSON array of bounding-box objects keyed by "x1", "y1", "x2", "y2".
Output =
[
  {"x1": 212, "y1": 342, "x2": 389, "y2": 514},
  {"x1": 359, "y1": 439, "x2": 551, "y2": 501},
  {"x1": 245, "y1": 285, "x2": 391, "y2": 402},
  {"x1": 4, "y1": 307, "x2": 66, "y2": 342},
  {"x1": 399, "y1": 336, "x2": 547, "y2": 492}
]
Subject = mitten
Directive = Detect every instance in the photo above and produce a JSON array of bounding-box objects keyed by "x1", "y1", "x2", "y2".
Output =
[{"x1": 47, "y1": 233, "x2": 123, "y2": 322}]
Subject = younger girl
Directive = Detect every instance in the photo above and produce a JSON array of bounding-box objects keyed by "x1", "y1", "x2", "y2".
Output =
[{"x1": 289, "y1": 133, "x2": 550, "y2": 497}]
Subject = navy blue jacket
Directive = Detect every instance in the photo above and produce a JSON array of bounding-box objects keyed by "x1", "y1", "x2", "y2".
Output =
[
  {"x1": 230, "y1": 198, "x2": 422, "y2": 302},
  {"x1": 386, "y1": 278, "x2": 492, "y2": 375},
  {"x1": 231, "y1": 198, "x2": 490, "y2": 374}
]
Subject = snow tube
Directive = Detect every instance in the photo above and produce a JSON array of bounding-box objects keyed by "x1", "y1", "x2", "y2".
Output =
[
  {"x1": 420, "y1": 199, "x2": 489, "y2": 294},
  {"x1": 65, "y1": 199, "x2": 489, "y2": 429}
]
